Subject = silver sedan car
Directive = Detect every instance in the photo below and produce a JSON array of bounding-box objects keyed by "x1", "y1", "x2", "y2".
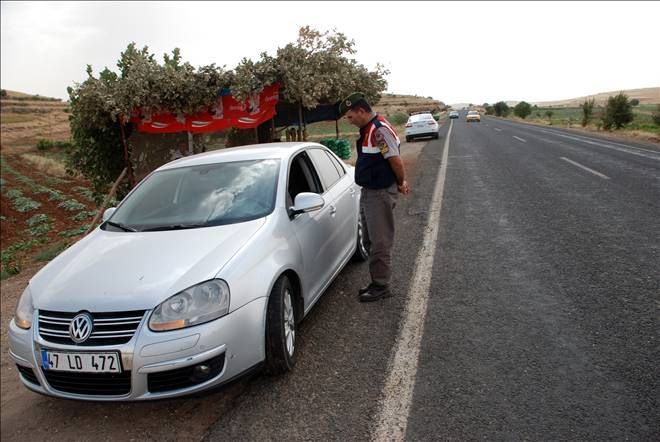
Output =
[{"x1": 8, "y1": 142, "x2": 368, "y2": 401}]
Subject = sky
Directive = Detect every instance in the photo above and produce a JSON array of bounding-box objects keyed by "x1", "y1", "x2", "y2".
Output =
[{"x1": 1, "y1": 1, "x2": 659, "y2": 105}]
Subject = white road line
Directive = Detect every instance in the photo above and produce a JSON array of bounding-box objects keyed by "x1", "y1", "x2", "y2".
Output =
[
  {"x1": 373, "y1": 120, "x2": 453, "y2": 441},
  {"x1": 512, "y1": 136, "x2": 527, "y2": 143},
  {"x1": 538, "y1": 129, "x2": 660, "y2": 161},
  {"x1": 494, "y1": 128, "x2": 502, "y2": 132},
  {"x1": 560, "y1": 157, "x2": 610, "y2": 180}
]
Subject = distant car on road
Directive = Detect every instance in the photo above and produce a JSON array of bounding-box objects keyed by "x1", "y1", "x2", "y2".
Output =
[
  {"x1": 405, "y1": 113, "x2": 439, "y2": 142},
  {"x1": 466, "y1": 111, "x2": 481, "y2": 122},
  {"x1": 449, "y1": 111, "x2": 459, "y2": 119},
  {"x1": 9, "y1": 142, "x2": 368, "y2": 401}
]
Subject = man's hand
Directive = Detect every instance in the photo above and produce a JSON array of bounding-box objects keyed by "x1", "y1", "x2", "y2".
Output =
[{"x1": 398, "y1": 180, "x2": 411, "y2": 195}]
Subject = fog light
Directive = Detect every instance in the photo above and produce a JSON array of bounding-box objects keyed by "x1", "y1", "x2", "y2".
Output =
[{"x1": 192, "y1": 364, "x2": 211, "y2": 380}]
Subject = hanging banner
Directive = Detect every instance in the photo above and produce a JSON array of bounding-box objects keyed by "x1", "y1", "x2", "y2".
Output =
[{"x1": 131, "y1": 83, "x2": 280, "y2": 134}]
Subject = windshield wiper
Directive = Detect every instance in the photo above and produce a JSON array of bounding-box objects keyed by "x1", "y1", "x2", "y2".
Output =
[
  {"x1": 104, "y1": 221, "x2": 137, "y2": 232},
  {"x1": 140, "y1": 223, "x2": 206, "y2": 232}
]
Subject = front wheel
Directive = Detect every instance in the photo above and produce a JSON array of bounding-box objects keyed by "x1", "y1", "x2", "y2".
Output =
[
  {"x1": 405, "y1": 136, "x2": 412, "y2": 142},
  {"x1": 265, "y1": 276, "x2": 297, "y2": 374}
]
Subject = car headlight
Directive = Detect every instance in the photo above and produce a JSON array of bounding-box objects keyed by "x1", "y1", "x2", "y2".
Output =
[
  {"x1": 15, "y1": 286, "x2": 34, "y2": 330},
  {"x1": 149, "y1": 279, "x2": 230, "y2": 332}
]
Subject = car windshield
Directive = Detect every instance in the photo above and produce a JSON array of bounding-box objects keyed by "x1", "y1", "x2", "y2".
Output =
[
  {"x1": 106, "y1": 159, "x2": 280, "y2": 231},
  {"x1": 468, "y1": 111, "x2": 478, "y2": 115}
]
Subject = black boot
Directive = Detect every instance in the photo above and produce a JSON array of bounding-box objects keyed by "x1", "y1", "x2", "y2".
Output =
[
  {"x1": 358, "y1": 283, "x2": 375, "y2": 295},
  {"x1": 359, "y1": 284, "x2": 392, "y2": 302}
]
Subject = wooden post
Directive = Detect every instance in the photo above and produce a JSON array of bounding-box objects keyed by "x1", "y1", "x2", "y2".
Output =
[
  {"x1": 85, "y1": 167, "x2": 127, "y2": 234},
  {"x1": 118, "y1": 121, "x2": 134, "y2": 187},
  {"x1": 298, "y1": 101, "x2": 304, "y2": 141},
  {"x1": 187, "y1": 131, "x2": 194, "y2": 154},
  {"x1": 335, "y1": 119, "x2": 340, "y2": 139}
]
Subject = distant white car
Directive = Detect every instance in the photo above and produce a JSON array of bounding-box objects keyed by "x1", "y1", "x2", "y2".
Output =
[
  {"x1": 449, "y1": 111, "x2": 459, "y2": 119},
  {"x1": 466, "y1": 111, "x2": 481, "y2": 122},
  {"x1": 405, "y1": 113, "x2": 439, "y2": 142}
]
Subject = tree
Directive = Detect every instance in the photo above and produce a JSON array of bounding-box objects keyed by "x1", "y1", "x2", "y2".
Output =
[
  {"x1": 484, "y1": 105, "x2": 495, "y2": 115},
  {"x1": 513, "y1": 101, "x2": 532, "y2": 119},
  {"x1": 602, "y1": 92, "x2": 634, "y2": 130},
  {"x1": 581, "y1": 97, "x2": 595, "y2": 127},
  {"x1": 66, "y1": 29, "x2": 389, "y2": 200},
  {"x1": 545, "y1": 110, "x2": 554, "y2": 121},
  {"x1": 630, "y1": 98, "x2": 640, "y2": 106},
  {"x1": 493, "y1": 101, "x2": 510, "y2": 117}
]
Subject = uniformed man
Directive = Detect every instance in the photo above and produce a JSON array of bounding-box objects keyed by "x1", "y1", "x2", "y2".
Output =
[{"x1": 339, "y1": 92, "x2": 410, "y2": 302}]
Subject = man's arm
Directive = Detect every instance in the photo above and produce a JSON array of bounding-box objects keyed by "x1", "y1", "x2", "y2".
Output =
[{"x1": 388, "y1": 156, "x2": 410, "y2": 194}]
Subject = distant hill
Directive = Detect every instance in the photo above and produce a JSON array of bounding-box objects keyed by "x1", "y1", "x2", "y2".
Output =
[
  {"x1": 532, "y1": 87, "x2": 660, "y2": 107},
  {"x1": 375, "y1": 93, "x2": 446, "y2": 115}
]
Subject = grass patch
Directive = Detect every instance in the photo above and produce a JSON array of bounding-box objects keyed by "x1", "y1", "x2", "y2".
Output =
[
  {"x1": 33, "y1": 241, "x2": 70, "y2": 262},
  {"x1": 1, "y1": 113, "x2": 36, "y2": 124},
  {"x1": 20, "y1": 153, "x2": 68, "y2": 177},
  {"x1": 44, "y1": 176, "x2": 71, "y2": 186},
  {"x1": 36, "y1": 139, "x2": 72, "y2": 151}
]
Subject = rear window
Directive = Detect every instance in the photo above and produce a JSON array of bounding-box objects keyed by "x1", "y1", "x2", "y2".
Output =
[{"x1": 409, "y1": 113, "x2": 434, "y2": 122}]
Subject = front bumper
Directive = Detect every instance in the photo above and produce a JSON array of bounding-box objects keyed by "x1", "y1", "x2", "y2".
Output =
[{"x1": 8, "y1": 297, "x2": 267, "y2": 401}]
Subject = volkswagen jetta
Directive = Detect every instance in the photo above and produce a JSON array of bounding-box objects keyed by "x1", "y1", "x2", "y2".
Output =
[{"x1": 8, "y1": 142, "x2": 368, "y2": 400}]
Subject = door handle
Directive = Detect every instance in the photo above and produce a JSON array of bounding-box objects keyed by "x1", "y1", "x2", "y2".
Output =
[{"x1": 330, "y1": 205, "x2": 337, "y2": 216}]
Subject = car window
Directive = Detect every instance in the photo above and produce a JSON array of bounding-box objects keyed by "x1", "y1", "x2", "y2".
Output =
[
  {"x1": 324, "y1": 151, "x2": 346, "y2": 177},
  {"x1": 410, "y1": 113, "x2": 434, "y2": 122},
  {"x1": 307, "y1": 149, "x2": 341, "y2": 191},
  {"x1": 107, "y1": 159, "x2": 280, "y2": 231},
  {"x1": 288, "y1": 152, "x2": 322, "y2": 203}
]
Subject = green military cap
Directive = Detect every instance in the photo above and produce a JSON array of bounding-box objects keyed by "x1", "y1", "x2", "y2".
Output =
[{"x1": 338, "y1": 92, "x2": 369, "y2": 115}]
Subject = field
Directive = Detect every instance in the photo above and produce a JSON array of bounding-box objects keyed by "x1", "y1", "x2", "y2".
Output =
[
  {"x1": 1, "y1": 90, "x2": 99, "y2": 280},
  {"x1": 509, "y1": 104, "x2": 660, "y2": 138}
]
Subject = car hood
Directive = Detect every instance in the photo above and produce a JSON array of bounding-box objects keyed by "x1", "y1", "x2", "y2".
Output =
[{"x1": 30, "y1": 218, "x2": 266, "y2": 312}]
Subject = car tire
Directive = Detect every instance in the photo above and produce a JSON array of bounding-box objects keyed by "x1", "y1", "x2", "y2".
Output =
[
  {"x1": 433, "y1": 133, "x2": 439, "y2": 139},
  {"x1": 264, "y1": 275, "x2": 297, "y2": 375},
  {"x1": 405, "y1": 136, "x2": 411, "y2": 142},
  {"x1": 352, "y1": 214, "x2": 369, "y2": 262}
]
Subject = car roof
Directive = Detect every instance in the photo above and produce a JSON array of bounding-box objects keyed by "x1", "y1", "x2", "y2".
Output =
[{"x1": 157, "y1": 142, "x2": 324, "y2": 171}]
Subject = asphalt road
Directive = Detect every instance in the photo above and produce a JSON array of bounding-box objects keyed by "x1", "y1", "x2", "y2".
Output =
[
  {"x1": 2, "y1": 117, "x2": 658, "y2": 441},
  {"x1": 405, "y1": 116, "x2": 659, "y2": 440}
]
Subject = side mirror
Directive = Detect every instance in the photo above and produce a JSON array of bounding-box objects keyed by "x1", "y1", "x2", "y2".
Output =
[
  {"x1": 102, "y1": 207, "x2": 116, "y2": 222},
  {"x1": 289, "y1": 193, "x2": 324, "y2": 217}
]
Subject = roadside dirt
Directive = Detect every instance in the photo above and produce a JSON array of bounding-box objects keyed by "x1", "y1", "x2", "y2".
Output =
[{"x1": 0, "y1": 125, "x2": 433, "y2": 441}]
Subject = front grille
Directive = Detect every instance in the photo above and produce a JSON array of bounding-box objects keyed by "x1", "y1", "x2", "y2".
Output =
[
  {"x1": 42, "y1": 369, "x2": 131, "y2": 396},
  {"x1": 16, "y1": 365, "x2": 40, "y2": 385},
  {"x1": 38, "y1": 309, "x2": 146, "y2": 346},
  {"x1": 148, "y1": 354, "x2": 225, "y2": 393}
]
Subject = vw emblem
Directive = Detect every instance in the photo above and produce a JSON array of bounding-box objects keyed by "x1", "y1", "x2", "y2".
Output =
[{"x1": 69, "y1": 313, "x2": 93, "y2": 343}]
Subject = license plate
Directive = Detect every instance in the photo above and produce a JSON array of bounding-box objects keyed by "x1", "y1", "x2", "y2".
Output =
[{"x1": 41, "y1": 350, "x2": 122, "y2": 373}]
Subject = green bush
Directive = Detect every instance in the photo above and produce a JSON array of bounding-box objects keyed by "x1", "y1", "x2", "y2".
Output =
[
  {"x1": 388, "y1": 112, "x2": 409, "y2": 125},
  {"x1": 25, "y1": 223, "x2": 53, "y2": 236},
  {"x1": 58, "y1": 225, "x2": 91, "y2": 238},
  {"x1": 513, "y1": 101, "x2": 532, "y2": 119},
  {"x1": 581, "y1": 98, "x2": 595, "y2": 127},
  {"x1": 34, "y1": 241, "x2": 70, "y2": 262},
  {"x1": 493, "y1": 101, "x2": 510, "y2": 117},
  {"x1": 6, "y1": 188, "x2": 23, "y2": 200},
  {"x1": 602, "y1": 93, "x2": 633, "y2": 130},
  {"x1": 652, "y1": 105, "x2": 660, "y2": 126}
]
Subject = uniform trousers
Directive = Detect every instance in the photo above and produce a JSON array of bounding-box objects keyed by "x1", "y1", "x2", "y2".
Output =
[{"x1": 360, "y1": 184, "x2": 398, "y2": 287}]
